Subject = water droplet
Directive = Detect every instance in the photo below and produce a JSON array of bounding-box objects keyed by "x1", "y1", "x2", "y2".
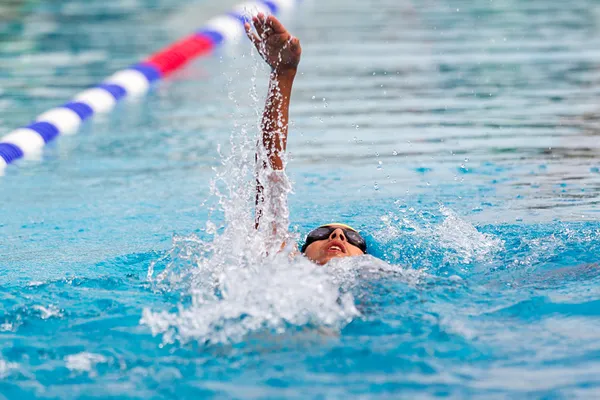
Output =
[
  {"x1": 206, "y1": 221, "x2": 217, "y2": 235},
  {"x1": 392, "y1": 150, "x2": 398, "y2": 156}
]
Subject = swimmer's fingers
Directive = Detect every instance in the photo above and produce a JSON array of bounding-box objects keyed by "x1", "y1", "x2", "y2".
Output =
[
  {"x1": 289, "y1": 36, "x2": 301, "y2": 55},
  {"x1": 266, "y1": 15, "x2": 286, "y2": 35},
  {"x1": 253, "y1": 13, "x2": 268, "y2": 39},
  {"x1": 245, "y1": 22, "x2": 261, "y2": 48}
]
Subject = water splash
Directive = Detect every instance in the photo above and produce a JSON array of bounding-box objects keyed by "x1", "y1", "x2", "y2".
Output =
[
  {"x1": 142, "y1": 253, "x2": 359, "y2": 345},
  {"x1": 142, "y1": 43, "x2": 359, "y2": 345},
  {"x1": 434, "y1": 206, "x2": 503, "y2": 264},
  {"x1": 373, "y1": 203, "x2": 503, "y2": 270}
]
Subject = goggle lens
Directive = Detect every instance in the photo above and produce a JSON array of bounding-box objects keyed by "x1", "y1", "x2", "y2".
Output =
[{"x1": 301, "y1": 226, "x2": 367, "y2": 253}]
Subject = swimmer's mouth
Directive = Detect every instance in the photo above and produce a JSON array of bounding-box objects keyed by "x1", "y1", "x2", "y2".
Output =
[{"x1": 326, "y1": 240, "x2": 347, "y2": 254}]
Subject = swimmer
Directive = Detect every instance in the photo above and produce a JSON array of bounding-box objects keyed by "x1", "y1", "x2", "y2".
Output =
[{"x1": 245, "y1": 14, "x2": 368, "y2": 265}]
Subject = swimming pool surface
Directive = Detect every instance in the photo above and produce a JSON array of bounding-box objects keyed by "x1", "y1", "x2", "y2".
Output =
[{"x1": 3, "y1": 0, "x2": 600, "y2": 398}]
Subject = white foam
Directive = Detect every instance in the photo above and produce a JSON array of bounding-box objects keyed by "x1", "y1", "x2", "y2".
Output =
[
  {"x1": 104, "y1": 69, "x2": 150, "y2": 97},
  {"x1": 0, "y1": 358, "x2": 17, "y2": 379},
  {"x1": 0, "y1": 322, "x2": 13, "y2": 332},
  {"x1": 73, "y1": 88, "x2": 116, "y2": 114},
  {"x1": 1, "y1": 128, "x2": 45, "y2": 156},
  {"x1": 36, "y1": 107, "x2": 82, "y2": 135},
  {"x1": 65, "y1": 352, "x2": 108, "y2": 374},
  {"x1": 33, "y1": 304, "x2": 63, "y2": 320},
  {"x1": 142, "y1": 250, "x2": 359, "y2": 345}
]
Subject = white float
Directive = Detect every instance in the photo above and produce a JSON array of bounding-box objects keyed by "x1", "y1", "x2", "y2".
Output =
[
  {"x1": 73, "y1": 88, "x2": 117, "y2": 114},
  {"x1": 205, "y1": 15, "x2": 246, "y2": 43},
  {"x1": 0, "y1": 0, "x2": 302, "y2": 171},
  {"x1": 36, "y1": 108, "x2": 82, "y2": 135},
  {"x1": 104, "y1": 69, "x2": 151, "y2": 97},
  {"x1": 269, "y1": 0, "x2": 295, "y2": 11},
  {"x1": 0, "y1": 129, "x2": 46, "y2": 156},
  {"x1": 233, "y1": 1, "x2": 272, "y2": 18}
]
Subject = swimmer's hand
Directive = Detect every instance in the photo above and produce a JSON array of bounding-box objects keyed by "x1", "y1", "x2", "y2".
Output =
[{"x1": 245, "y1": 13, "x2": 302, "y2": 75}]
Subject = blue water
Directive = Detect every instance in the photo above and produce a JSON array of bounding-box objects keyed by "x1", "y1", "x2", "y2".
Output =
[{"x1": 3, "y1": 0, "x2": 600, "y2": 398}]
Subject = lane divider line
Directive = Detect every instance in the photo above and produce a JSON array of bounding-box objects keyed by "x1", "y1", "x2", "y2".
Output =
[{"x1": 0, "y1": 0, "x2": 299, "y2": 172}]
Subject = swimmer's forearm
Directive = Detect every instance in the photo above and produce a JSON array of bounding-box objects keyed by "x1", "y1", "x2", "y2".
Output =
[
  {"x1": 248, "y1": 14, "x2": 300, "y2": 229},
  {"x1": 261, "y1": 68, "x2": 296, "y2": 170}
]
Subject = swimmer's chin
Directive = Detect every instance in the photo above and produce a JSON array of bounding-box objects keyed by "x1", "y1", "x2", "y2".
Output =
[{"x1": 313, "y1": 252, "x2": 352, "y2": 266}]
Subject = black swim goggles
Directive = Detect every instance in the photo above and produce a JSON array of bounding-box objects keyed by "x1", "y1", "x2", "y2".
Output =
[{"x1": 300, "y1": 225, "x2": 367, "y2": 254}]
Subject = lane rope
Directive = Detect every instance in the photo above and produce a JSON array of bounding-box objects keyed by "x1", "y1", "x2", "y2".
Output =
[{"x1": 0, "y1": 0, "x2": 298, "y2": 172}]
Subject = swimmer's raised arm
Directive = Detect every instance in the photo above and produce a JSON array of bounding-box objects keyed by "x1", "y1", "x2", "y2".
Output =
[
  {"x1": 246, "y1": 14, "x2": 301, "y2": 228},
  {"x1": 245, "y1": 14, "x2": 301, "y2": 170}
]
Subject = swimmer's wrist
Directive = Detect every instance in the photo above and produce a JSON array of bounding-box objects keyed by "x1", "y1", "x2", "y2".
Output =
[{"x1": 271, "y1": 67, "x2": 297, "y2": 80}]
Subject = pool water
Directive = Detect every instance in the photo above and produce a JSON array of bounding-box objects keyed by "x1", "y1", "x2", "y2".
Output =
[{"x1": 3, "y1": 0, "x2": 600, "y2": 398}]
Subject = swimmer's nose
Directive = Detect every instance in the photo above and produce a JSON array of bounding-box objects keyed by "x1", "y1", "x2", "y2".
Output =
[{"x1": 329, "y1": 228, "x2": 347, "y2": 242}]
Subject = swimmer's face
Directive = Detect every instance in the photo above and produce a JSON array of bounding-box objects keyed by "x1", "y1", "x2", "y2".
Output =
[{"x1": 304, "y1": 225, "x2": 365, "y2": 265}]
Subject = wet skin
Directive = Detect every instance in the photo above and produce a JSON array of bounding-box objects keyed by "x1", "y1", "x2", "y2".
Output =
[{"x1": 304, "y1": 225, "x2": 365, "y2": 265}]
